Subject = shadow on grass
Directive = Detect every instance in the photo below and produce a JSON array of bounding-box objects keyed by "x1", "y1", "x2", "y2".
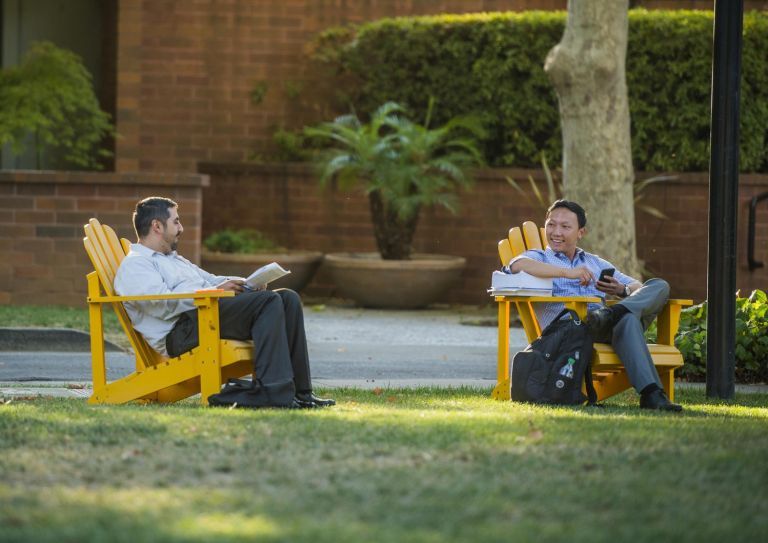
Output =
[
  {"x1": 2, "y1": 388, "x2": 768, "y2": 543},
  {"x1": 3, "y1": 387, "x2": 767, "y2": 455},
  {"x1": 0, "y1": 485, "x2": 534, "y2": 543}
]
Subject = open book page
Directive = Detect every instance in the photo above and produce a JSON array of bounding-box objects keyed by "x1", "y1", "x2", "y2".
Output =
[{"x1": 243, "y1": 262, "x2": 291, "y2": 288}]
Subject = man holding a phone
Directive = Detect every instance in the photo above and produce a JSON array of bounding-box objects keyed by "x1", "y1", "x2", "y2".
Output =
[{"x1": 505, "y1": 199, "x2": 682, "y2": 411}]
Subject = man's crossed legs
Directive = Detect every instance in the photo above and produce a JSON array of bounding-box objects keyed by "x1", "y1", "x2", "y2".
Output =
[
  {"x1": 166, "y1": 289, "x2": 334, "y2": 408},
  {"x1": 587, "y1": 278, "x2": 682, "y2": 411}
]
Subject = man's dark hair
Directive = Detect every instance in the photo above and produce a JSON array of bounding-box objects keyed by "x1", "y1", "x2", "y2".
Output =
[
  {"x1": 547, "y1": 199, "x2": 587, "y2": 228},
  {"x1": 133, "y1": 197, "x2": 178, "y2": 238}
]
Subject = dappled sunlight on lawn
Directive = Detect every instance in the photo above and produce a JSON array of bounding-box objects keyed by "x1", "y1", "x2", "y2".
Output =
[
  {"x1": 173, "y1": 512, "x2": 279, "y2": 539},
  {"x1": 2, "y1": 389, "x2": 768, "y2": 542}
]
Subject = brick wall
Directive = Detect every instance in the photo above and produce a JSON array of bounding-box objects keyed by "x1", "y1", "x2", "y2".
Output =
[
  {"x1": 0, "y1": 171, "x2": 208, "y2": 306},
  {"x1": 199, "y1": 162, "x2": 768, "y2": 305},
  {"x1": 636, "y1": 173, "x2": 768, "y2": 302},
  {"x1": 112, "y1": 0, "x2": 761, "y2": 174},
  {"x1": 0, "y1": 166, "x2": 763, "y2": 309}
]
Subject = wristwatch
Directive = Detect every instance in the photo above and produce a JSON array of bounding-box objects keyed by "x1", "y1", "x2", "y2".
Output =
[{"x1": 622, "y1": 285, "x2": 631, "y2": 298}]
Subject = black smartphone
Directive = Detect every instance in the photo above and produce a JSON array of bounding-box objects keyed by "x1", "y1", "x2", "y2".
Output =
[{"x1": 598, "y1": 268, "x2": 615, "y2": 282}]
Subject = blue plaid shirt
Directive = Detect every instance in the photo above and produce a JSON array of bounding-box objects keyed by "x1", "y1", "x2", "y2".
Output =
[{"x1": 510, "y1": 247, "x2": 637, "y2": 330}]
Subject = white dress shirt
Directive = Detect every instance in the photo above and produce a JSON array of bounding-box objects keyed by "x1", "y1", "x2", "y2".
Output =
[{"x1": 114, "y1": 243, "x2": 229, "y2": 355}]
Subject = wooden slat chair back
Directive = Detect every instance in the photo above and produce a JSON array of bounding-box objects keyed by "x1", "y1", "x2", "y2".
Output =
[
  {"x1": 83, "y1": 218, "x2": 253, "y2": 405},
  {"x1": 83, "y1": 221, "x2": 163, "y2": 369},
  {"x1": 493, "y1": 220, "x2": 692, "y2": 402}
]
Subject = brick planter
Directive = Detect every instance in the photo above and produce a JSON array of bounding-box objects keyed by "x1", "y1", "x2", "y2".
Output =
[{"x1": 323, "y1": 252, "x2": 467, "y2": 309}]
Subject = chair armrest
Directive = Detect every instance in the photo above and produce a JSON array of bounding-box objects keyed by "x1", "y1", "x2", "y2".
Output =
[
  {"x1": 656, "y1": 299, "x2": 693, "y2": 345},
  {"x1": 88, "y1": 290, "x2": 236, "y2": 303},
  {"x1": 494, "y1": 295, "x2": 601, "y2": 304}
]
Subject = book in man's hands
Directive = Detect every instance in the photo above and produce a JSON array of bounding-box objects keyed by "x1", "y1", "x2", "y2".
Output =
[
  {"x1": 241, "y1": 262, "x2": 291, "y2": 289},
  {"x1": 488, "y1": 270, "x2": 553, "y2": 297}
]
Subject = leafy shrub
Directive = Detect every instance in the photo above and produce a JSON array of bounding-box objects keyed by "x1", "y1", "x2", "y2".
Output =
[
  {"x1": 0, "y1": 41, "x2": 114, "y2": 169},
  {"x1": 646, "y1": 290, "x2": 768, "y2": 383},
  {"x1": 203, "y1": 229, "x2": 283, "y2": 254},
  {"x1": 313, "y1": 10, "x2": 768, "y2": 172},
  {"x1": 272, "y1": 127, "x2": 311, "y2": 162}
]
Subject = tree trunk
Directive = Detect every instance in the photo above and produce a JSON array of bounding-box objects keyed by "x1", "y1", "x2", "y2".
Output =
[
  {"x1": 544, "y1": 0, "x2": 640, "y2": 277},
  {"x1": 368, "y1": 190, "x2": 419, "y2": 260}
]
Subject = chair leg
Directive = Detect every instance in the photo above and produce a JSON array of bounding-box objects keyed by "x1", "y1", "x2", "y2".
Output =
[
  {"x1": 87, "y1": 301, "x2": 107, "y2": 404},
  {"x1": 199, "y1": 361, "x2": 223, "y2": 405},
  {"x1": 493, "y1": 300, "x2": 511, "y2": 400},
  {"x1": 195, "y1": 298, "x2": 223, "y2": 405},
  {"x1": 591, "y1": 370, "x2": 631, "y2": 402},
  {"x1": 659, "y1": 368, "x2": 675, "y2": 402}
]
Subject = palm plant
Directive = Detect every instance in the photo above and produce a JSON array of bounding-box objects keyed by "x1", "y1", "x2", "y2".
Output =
[{"x1": 306, "y1": 101, "x2": 485, "y2": 259}]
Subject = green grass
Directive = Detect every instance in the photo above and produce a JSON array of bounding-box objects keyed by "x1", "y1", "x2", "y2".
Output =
[
  {"x1": 1, "y1": 387, "x2": 767, "y2": 543},
  {"x1": 0, "y1": 304, "x2": 127, "y2": 349}
]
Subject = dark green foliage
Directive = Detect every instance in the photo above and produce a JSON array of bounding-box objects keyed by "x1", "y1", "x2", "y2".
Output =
[
  {"x1": 203, "y1": 229, "x2": 282, "y2": 254},
  {"x1": 646, "y1": 290, "x2": 768, "y2": 382},
  {"x1": 0, "y1": 41, "x2": 114, "y2": 170},
  {"x1": 272, "y1": 127, "x2": 312, "y2": 161},
  {"x1": 250, "y1": 80, "x2": 269, "y2": 105},
  {"x1": 314, "y1": 10, "x2": 768, "y2": 172}
]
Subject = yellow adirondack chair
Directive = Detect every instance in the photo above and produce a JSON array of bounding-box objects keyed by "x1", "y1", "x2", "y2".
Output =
[
  {"x1": 493, "y1": 221, "x2": 692, "y2": 402},
  {"x1": 82, "y1": 218, "x2": 253, "y2": 405}
]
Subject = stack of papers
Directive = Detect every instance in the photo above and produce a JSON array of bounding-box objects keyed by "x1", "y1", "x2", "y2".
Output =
[{"x1": 488, "y1": 270, "x2": 553, "y2": 297}]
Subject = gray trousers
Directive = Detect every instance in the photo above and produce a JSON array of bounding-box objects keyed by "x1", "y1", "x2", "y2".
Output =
[
  {"x1": 592, "y1": 278, "x2": 670, "y2": 392},
  {"x1": 166, "y1": 289, "x2": 311, "y2": 392}
]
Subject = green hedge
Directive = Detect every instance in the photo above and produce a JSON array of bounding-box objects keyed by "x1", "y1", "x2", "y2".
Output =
[
  {"x1": 314, "y1": 9, "x2": 768, "y2": 172},
  {"x1": 646, "y1": 290, "x2": 768, "y2": 383}
]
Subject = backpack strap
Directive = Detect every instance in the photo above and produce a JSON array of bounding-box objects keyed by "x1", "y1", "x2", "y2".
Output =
[
  {"x1": 583, "y1": 362, "x2": 598, "y2": 405},
  {"x1": 559, "y1": 309, "x2": 598, "y2": 404},
  {"x1": 541, "y1": 308, "x2": 582, "y2": 334}
]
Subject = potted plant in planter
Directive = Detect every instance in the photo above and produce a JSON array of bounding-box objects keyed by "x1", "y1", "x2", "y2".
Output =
[
  {"x1": 201, "y1": 229, "x2": 323, "y2": 293},
  {"x1": 305, "y1": 101, "x2": 485, "y2": 308}
]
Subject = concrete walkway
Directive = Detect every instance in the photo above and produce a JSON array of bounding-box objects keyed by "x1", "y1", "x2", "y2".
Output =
[
  {"x1": 0, "y1": 305, "x2": 527, "y2": 399},
  {"x1": 2, "y1": 305, "x2": 765, "y2": 400}
]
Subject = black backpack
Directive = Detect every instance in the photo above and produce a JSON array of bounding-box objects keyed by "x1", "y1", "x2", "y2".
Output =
[{"x1": 511, "y1": 309, "x2": 597, "y2": 405}]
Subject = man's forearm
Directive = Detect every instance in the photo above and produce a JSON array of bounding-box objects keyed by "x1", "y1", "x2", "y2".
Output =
[{"x1": 510, "y1": 258, "x2": 567, "y2": 278}]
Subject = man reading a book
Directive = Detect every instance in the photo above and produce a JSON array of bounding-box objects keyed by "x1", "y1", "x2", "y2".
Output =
[
  {"x1": 506, "y1": 199, "x2": 681, "y2": 411},
  {"x1": 114, "y1": 196, "x2": 334, "y2": 409}
]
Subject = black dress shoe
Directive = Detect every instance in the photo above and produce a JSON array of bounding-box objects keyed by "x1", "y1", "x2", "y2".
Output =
[
  {"x1": 292, "y1": 397, "x2": 318, "y2": 409},
  {"x1": 296, "y1": 391, "x2": 336, "y2": 407},
  {"x1": 585, "y1": 307, "x2": 614, "y2": 339},
  {"x1": 640, "y1": 389, "x2": 683, "y2": 412}
]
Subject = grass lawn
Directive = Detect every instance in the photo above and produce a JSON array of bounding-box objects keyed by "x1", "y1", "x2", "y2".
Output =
[{"x1": 1, "y1": 387, "x2": 767, "y2": 543}]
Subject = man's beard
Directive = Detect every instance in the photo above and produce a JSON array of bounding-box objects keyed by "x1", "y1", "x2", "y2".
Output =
[{"x1": 170, "y1": 240, "x2": 178, "y2": 251}]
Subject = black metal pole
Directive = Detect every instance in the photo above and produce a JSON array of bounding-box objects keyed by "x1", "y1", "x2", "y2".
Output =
[{"x1": 706, "y1": 0, "x2": 743, "y2": 399}]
